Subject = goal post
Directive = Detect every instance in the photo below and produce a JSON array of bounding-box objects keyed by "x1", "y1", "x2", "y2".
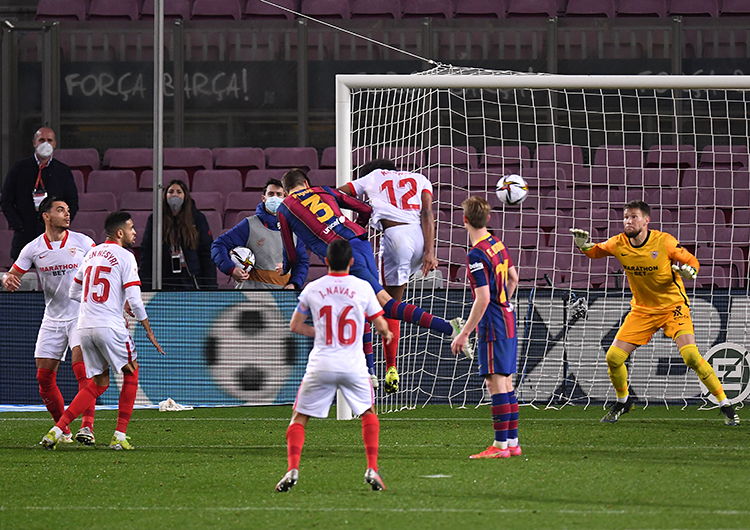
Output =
[{"x1": 335, "y1": 67, "x2": 750, "y2": 412}]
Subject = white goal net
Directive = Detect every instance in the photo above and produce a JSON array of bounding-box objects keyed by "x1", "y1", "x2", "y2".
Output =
[{"x1": 336, "y1": 66, "x2": 750, "y2": 412}]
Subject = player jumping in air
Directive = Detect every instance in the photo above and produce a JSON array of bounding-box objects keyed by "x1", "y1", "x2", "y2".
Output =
[
  {"x1": 277, "y1": 168, "x2": 471, "y2": 385},
  {"x1": 2, "y1": 197, "x2": 96, "y2": 445},
  {"x1": 40, "y1": 211, "x2": 165, "y2": 450},
  {"x1": 451, "y1": 196, "x2": 522, "y2": 459},
  {"x1": 276, "y1": 239, "x2": 393, "y2": 492},
  {"x1": 571, "y1": 200, "x2": 739, "y2": 425},
  {"x1": 337, "y1": 159, "x2": 438, "y2": 394}
]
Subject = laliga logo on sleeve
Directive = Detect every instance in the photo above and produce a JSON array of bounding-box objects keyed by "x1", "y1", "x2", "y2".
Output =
[{"x1": 699, "y1": 342, "x2": 750, "y2": 405}]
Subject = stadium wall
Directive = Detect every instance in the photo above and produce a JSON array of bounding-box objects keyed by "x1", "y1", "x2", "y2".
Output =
[{"x1": 2, "y1": 289, "x2": 748, "y2": 407}]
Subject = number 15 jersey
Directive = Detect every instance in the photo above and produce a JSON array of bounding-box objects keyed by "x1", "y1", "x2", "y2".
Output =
[{"x1": 73, "y1": 242, "x2": 142, "y2": 330}]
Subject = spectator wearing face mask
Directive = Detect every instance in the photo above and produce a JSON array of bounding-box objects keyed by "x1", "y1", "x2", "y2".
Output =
[
  {"x1": 211, "y1": 178, "x2": 308, "y2": 289},
  {"x1": 139, "y1": 179, "x2": 217, "y2": 290},
  {"x1": 1, "y1": 127, "x2": 79, "y2": 260}
]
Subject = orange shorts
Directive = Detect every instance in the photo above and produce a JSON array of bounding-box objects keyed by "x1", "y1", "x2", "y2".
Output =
[{"x1": 615, "y1": 305, "x2": 694, "y2": 345}]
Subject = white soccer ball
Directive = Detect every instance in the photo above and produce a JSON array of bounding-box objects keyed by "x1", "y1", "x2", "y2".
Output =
[
  {"x1": 230, "y1": 246, "x2": 255, "y2": 272},
  {"x1": 495, "y1": 174, "x2": 529, "y2": 205}
]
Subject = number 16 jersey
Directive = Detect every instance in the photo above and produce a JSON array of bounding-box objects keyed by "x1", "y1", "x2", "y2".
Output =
[{"x1": 73, "y1": 242, "x2": 142, "y2": 330}]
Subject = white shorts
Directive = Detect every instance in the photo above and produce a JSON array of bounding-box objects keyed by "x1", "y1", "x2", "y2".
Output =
[
  {"x1": 79, "y1": 326, "x2": 137, "y2": 378},
  {"x1": 379, "y1": 224, "x2": 425, "y2": 287},
  {"x1": 34, "y1": 319, "x2": 80, "y2": 361},
  {"x1": 294, "y1": 370, "x2": 374, "y2": 418}
]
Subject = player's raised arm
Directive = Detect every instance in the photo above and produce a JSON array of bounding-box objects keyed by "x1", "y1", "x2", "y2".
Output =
[{"x1": 570, "y1": 228, "x2": 595, "y2": 251}]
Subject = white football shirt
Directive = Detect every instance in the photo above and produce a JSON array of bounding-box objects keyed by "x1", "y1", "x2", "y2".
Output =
[
  {"x1": 12, "y1": 230, "x2": 95, "y2": 322},
  {"x1": 296, "y1": 272, "x2": 384, "y2": 374},
  {"x1": 349, "y1": 169, "x2": 433, "y2": 230},
  {"x1": 74, "y1": 242, "x2": 142, "y2": 330}
]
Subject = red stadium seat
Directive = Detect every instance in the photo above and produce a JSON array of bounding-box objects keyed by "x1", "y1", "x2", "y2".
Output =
[
  {"x1": 428, "y1": 146, "x2": 479, "y2": 169},
  {"x1": 86, "y1": 170, "x2": 138, "y2": 195},
  {"x1": 79, "y1": 192, "x2": 118, "y2": 212},
  {"x1": 454, "y1": 0, "x2": 506, "y2": 18},
  {"x1": 506, "y1": 0, "x2": 556, "y2": 17},
  {"x1": 402, "y1": 0, "x2": 454, "y2": 18},
  {"x1": 191, "y1": 0, "x2": 241, "y2": 19},
  {"x1": 141, "y1": 0, "x2": 193, "y2": 19},
  {"x1": 88, "y1": 0, "x2": 140, "y2": 20},
  {"x1": 350, "y1": 0, "x2": 402, "y2": 18},
  {"x1": 265, "y1": 147, "x2": 319, "y2": 172},
  {"x1": 139, "y1": 169, "x2": 190, "y2": 191},
  {"x1": 617, "y1": 0, "x2": 667, "y2": 17},
  {"x1": 119, "y1": 192, "x2": 154, "y2": 211},
  {"x1": 36, "y1": 0, "x2": 87, "y2": 21},
  {"x1": 191, "y1": 169, "x2": 243, "y2": 195}
]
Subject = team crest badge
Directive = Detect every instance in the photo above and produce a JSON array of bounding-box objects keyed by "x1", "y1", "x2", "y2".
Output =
[
  {"x1": 651, "y1": 251, "x2": 658, "y2": 259},
  {"x1": 69, "y1": 247, "x2": 77, "y2": 256}
]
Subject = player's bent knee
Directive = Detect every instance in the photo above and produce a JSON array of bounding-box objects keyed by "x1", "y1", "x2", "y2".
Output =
[
  {"x1": 679, "y1": 344, "x2": 703, "y2": 370},
  {"x1": 606, "y1": 346, "x2": 629, "y2": 369}
]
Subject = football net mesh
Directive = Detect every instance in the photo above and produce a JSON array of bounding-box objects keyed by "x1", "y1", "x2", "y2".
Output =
[{"x1": 344, "y1": 65, "x2": 750, "y2": 413}]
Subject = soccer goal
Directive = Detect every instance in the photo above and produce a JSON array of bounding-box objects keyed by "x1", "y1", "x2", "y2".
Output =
[{"x1": 336, "y1": 66, "x2": 750, "y2": 412}]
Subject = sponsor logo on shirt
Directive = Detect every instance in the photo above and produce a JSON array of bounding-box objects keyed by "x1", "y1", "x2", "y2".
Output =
[{"x1": 469, "y1": 262, "x2": 484, "y2": 273}]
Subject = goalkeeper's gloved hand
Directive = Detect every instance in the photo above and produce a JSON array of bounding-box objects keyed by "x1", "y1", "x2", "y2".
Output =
[
  {"x1": 569, "y1": 228, "x2": 595, "y2": 251},
  {"x1": 672, "y1": 263, "x2": 697, "y2": 280}
]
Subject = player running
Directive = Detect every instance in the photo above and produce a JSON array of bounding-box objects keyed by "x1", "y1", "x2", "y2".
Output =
[
  {"x1": 276, "y1": 239, "x2": 393, "y2": 492},
  {"x1": 570, "y1": 200, "x2": 739, "y2": 425},
  {"x1": 276, "y1": 169, "x2": 471, "y2": 382},
  {"x1": 2, "y1": 196, "x2": 96, "y2": 445},
  {"x1": 337, "y1": 159, "x2": 438, "y2": 394},
  {"x1": 40, "y1": 211, "x2": 164, "y2": 450},
  {"x1": 451, "y1": 196, "x2": 522, "y2": 459}
]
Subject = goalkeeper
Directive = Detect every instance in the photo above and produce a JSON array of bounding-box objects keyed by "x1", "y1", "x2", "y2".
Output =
[{"x1": 570, "y1": 200, "x2": 739, "y2": 426}]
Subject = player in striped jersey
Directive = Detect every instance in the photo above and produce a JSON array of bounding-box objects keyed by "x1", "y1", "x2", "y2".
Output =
[
  {"x1": 276, "y1": 169, "x2": 472, "y2": 367},
  {"x1": 571, "y1": 200, "x2": 739, "y2": 425},
  {"x1": 276, "y1": 239, "x2": 392, "y2": 492},
  {"x1": 40, "y1": 211, "x2": 165, "y2": 450},
  {"x1": 451, "y1": 196, "x2": 521, "y2": 459},
  {"x1": 2, "y1": 196, "x2": 96, "y2": 444}
]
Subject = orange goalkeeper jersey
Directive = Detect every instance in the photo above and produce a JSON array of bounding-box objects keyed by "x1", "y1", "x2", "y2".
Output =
[{"x1": 583, "y1": 230, "x2": 699, "y2": 312}]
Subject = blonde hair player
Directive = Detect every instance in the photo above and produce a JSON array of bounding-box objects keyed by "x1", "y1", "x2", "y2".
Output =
[{"x1": 570, "y1": 200, "x2": 739, "y2": 425}]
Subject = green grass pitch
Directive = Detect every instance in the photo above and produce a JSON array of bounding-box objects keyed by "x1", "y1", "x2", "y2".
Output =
[{"x1": 1, "y1": 404, "x2": 748, "y2": 530}]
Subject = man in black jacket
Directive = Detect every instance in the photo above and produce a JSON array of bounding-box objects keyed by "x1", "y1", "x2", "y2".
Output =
[{"x1": 1, "y1": 127, "x2": 79, "y2": 260}]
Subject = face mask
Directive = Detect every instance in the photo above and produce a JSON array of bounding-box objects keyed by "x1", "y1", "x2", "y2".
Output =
[
  {"x1": 36, "y1": 142, "x2": 53, "y2": 158},
  {"x1": 167, "y1": 195, "x2": 184, "y2": 212},
  {"x1": 265, "y1": 196, "x2": 283, "y2": 214}
]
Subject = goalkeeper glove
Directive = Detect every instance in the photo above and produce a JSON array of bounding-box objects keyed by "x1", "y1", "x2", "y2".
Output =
[
  {"x1": 569, "y1": 228, "x2": 595, "y2": 251},
  {"x1": 672, "y1": 263, "x2": 697, "y2": 280}
]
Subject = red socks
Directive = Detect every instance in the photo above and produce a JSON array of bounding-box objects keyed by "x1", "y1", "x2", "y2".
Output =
[
  {"x1": 72, "y1": 361, "x2": 95, "y2": 429},
  {"x1": 286, "y1": 422, "x2": 305, "y2": 471},
  {"x1": 384, "y1": 318, "x2": 400, "y2": 369},
  {"x1": 116, "y1": 366, "x2": 139, "y2": 434},
  {"x1": 361, "y1": 413, "x2": 380, "y2": 471},
  {"x1": 57, "y1": 380, "x2": 108, "y2": 431},
  {"x1": 37, "y1": 368, "x2": 65, "y2": 424}
]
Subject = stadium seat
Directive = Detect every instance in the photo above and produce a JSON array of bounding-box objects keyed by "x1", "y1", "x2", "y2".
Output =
[
  {"x1": 483, "y1": 146, "x2": 532, "y2": 173},
  {"x1": 698, "y1": 145, "x2": 749, "y2": 170},
  {"x1": 616, "y1": 0, "x2": 667, "y2": 17},
  {"x1": 350, "y1": 0, "x2": 402, "y2": 18},
  {"x1": 265, "y1": 147, "x2": 319, "y2": 172},
  {"x1": 79, "y1": 192, "x2": 118, "y2": 212},
  {"x1": 506, "y1": 0, "x2": 556, "y2": 17},
  {"x1": 301, "y1": 0, "x2": 351, "y2": 18},
  {"x1": 72, "y1": 211, "x2": 111, "y2": 236},
  {"x1": 225, "y1": 191, "x2": 260, "y2": 224},
  {"x1": 244, "y1": 169, "x2": 287, "y2": 191},
  {"x1": 119, "y1": 192, "x2": 154, "y2": 211},
  {"x1": 164, "y1": 148, "x2": 213, "y2": 186},
  {"x1": 565, "y1": 0, "x2": 615, "y2": 17},
  {"x1": 590, "y1": 145, "x2": 643, "y2": 188},
  {"x1": 533, "y1": 144, "x2": 586, "y2": 186},
  {"x1": 428, "y1": 146, "x2": 479, "y2": 169},
  {"x1": 191, "y1": 0, "x2": 242, "y2": 19},
  {"x1": 319, "y1": 147, "x2": 337, "y2": 169},
  {"x1": 0, "y1": 230, "x2": 14, "y2": 270},
  {"x1": 376, "y1": 146, "x2": 423, "y2": 171},
  {"x1": 192, "y1": 169, "x2": 243, "y2": 195},
  {"x1": 88, "y1": 0, "x2": 140, "y2": 20},
  {"x1": 669, "y1": 0, "x2": 719, "y2": 17},
  {"x1": 86, "y1": 170, "x2": 138, "y2": 195},
  {"x1": 720, "y1": 0, "x2": 750, "y2": 15},
  {"x1": 642, "y1": 167, "x2": 679, "y2": 188},
  {"x1": 402, "y1": 0, "x2": 454, "y2": 18},
  {"x1": 72, "y1": 170, "x2": 85, "y2": 194},
  {"x1": 139, "y1": 169, "x2": 190, "y2": 191},
  {"x1": 191, "y1": 191, "x2": 225, "y2": 217},
  {"x1": 696, "y1": 265, "x2": 731, "y2": 288},
  {"x1": 36, "y1": 0, "x2": 87, "y2": 21},
  {"x1": 307, "y1": 169, "x2": 337, "y2": 188},
  {"x1": 53, "y1": 148, "x2": 101, "y2": 185},
  {"x1": 141, "y1": 0, "x2": 193, "y2": 19},
  {"x1": 454, "y1": 0, "x2": 505, "y2": 17},
  {"x1": 244, "y1": 0, "x2": 299, "y2": 19},
  {"x1": 104, "y1": 148, "x2": 153, "y2": 177},
  {"x1": 437, "y1": 188, "x2": 469, "y2": 210},
  {"x1": 224, "y1": 209, "x2": 255, "y2": 229},
  {"x1": 429, "y1": 168, "x2": 469, "y2": 189},
  {"x1": 645, "y1": 144, "x2": 697, "y2": 171},
  {"x1": 202, "y1": 210, "x2": 223, "y2": 239},
  {"x1": 213, "y1": 147, "x2": 265, "y2": 173}
]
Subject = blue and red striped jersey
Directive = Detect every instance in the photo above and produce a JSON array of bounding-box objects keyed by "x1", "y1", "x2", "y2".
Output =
[
  {"x1": 278, "y1": 186, "x2": 372, "y2": 271},
  {"x1": 466, "y1": 232, "x2": 516, "y2": 341}
]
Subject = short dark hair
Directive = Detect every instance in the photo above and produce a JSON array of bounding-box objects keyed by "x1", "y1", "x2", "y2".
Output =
[
  {"x1": 38, "y1": 196, "x2": 65, "y2": 220},
  {"x1": 263, "y1": 178, "x2": 283, "y2": 195},
  {"x1": 281, "y1": 168, "x2": 309, "y2": 193},
  {"x1": 327, "y1": 239, "x2": 352, "y2": 272},
  {"x1": 624, "y1": 200, "x2": 650, "y2": 217},
  {"x1": 359, "y1": 158, "x2": 397, "y2": 178},
  {"x1": 105, "y1": 211, "x2": 132, "y2": 238}
]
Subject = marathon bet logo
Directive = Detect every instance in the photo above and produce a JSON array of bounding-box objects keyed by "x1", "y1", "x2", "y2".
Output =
[{"x1": 700, "y1": 342, "x2": 750, "y2": 405}]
